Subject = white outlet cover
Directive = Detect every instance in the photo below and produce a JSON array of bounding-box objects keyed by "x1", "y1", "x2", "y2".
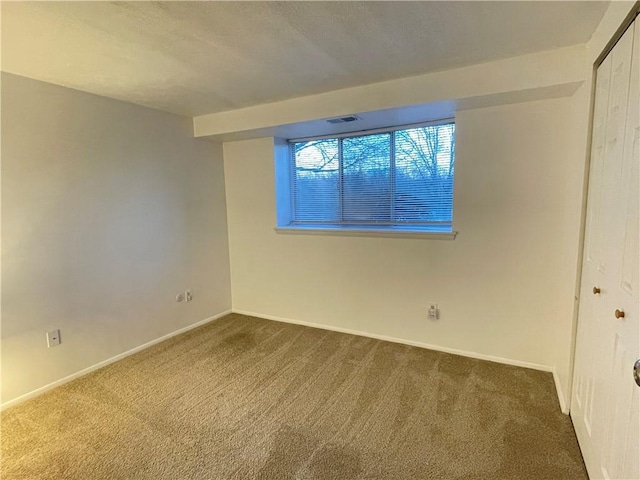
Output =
[
  {"x1": 47, "y1": 329, "x2": 61, "y2": 347},
  {"x1": 176, "y1": 293, "x2": 184, "y2": 303}
]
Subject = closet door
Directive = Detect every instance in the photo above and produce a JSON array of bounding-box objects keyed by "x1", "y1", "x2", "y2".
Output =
[{"x1": 571, "y1": 19, "x2": 639, "y2": 480}]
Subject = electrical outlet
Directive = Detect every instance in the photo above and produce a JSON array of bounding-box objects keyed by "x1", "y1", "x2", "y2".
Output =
[
  {"x1": 185, "y1": 290, "x2": 192, "y2": 302},
  {"x1": 176, "y1": 292, "x2": 185, "y2": 303},
  {"x1": 428, "y1": 303, "x2": 439, "y2": 320},
  {"x1": 47, "y1": 329, "x2": 61, "y2": 347}
]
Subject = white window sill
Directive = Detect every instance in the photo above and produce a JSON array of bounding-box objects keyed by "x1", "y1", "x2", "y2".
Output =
[{"x1": 274, "y1": 226, "x2": 457, "y2": 240}]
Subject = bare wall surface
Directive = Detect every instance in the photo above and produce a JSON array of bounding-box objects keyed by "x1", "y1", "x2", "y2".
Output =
[
  {"x1": 223, "y1": 97, "x2": 577, "y2": 374},
  {"x1": 1, "y1": 73, "x2": 231, "y2": 404}
]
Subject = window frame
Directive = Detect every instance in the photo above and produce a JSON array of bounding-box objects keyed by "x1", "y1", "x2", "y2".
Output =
[{"x1": 275, "y1": 118, "x2": 458, "y2": 240}]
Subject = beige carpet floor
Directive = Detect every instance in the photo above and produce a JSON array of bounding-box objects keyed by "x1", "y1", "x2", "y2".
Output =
[{"x1": 1, "y1": 313, "x2": 587, "y2": 479}]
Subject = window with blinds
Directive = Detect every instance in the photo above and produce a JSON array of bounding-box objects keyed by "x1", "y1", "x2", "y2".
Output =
[{"x1": 287, "y1": 121, "x2": 455, "y2": 232}]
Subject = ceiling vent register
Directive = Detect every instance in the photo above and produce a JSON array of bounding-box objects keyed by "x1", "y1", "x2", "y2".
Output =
[{"x1": 326, "y1": 115, "x2": 360, "y2": 124}]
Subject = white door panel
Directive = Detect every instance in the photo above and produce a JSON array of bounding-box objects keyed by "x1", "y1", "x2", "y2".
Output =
[{"x1": 572, "y1": 18, "x2": 639, "y2": 480}]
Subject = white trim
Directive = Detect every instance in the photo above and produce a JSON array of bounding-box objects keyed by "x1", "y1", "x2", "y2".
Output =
[
  {"x1": 553, "y1": 368, "x2": 570, "y2": 415},
  {"x1": 274, "y1": 227, "x2": 457, "y2": 240},
  {"x1": 3, "y1": 308, "x2": 568, "y2": 415},
  {"x1": 0, "y1": 310, "x2": 232, "y2": 411},
  {"x1": 232, "y1": 309, "x2": 553, "y2": 373}
]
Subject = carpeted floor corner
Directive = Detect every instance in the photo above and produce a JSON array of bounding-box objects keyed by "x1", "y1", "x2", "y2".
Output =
[{"x1": 1, "y1": 313, "x2": 587, "y2": 479}]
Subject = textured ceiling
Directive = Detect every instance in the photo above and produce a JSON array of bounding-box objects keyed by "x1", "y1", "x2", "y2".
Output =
[{"x1": 1, "y1": 1, "x2": 609, "y2": 117}]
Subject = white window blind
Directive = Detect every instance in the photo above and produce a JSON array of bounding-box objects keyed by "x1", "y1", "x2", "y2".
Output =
[{"x1": 289, "y1": 122, "x2": 455, "y2": 231}]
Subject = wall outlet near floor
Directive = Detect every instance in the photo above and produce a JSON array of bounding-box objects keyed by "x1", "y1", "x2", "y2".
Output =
[
  {"x1": 176, "y1": 292, "x2": 185, "y2": 303},
  {"x1": 428, "y1": 304, "x2": 439, "y2": 320},
  {"x1": 185, "y1": 290, "x2": 192, "y2": 302},
  {"x1": 47, "y1": 329, "x2": 61, "y2": 348}
]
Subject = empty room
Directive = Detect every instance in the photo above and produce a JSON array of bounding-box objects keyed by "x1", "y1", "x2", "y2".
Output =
[{"x1": 1, "y1": 1, "x2": 639, "y2": 479}]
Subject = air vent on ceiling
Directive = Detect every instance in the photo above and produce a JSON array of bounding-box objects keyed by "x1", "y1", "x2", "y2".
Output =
[{"x1": 327, "y1": 115, "x2": 360, "y2": 124}]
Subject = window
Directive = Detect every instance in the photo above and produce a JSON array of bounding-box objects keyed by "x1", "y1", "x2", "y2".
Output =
[{"x1": 277, "y1": 120, "x2": 456, "y2": 237}]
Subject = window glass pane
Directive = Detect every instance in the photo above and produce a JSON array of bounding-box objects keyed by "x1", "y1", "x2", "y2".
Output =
[
  {"x1": 293, "y1": 139, "x2": 339, "y2": 223},
  {"x1": 286, "y1": 122, "x2": 455, "y2": 231},
  {"x1": 342, "y1": 133, "x2": 391, "y2": 223},
  {"x1": 394, "y1": 124, "x2": 455, "y2": 223}
]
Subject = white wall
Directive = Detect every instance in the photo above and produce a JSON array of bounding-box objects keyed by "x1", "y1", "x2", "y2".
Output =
[
  {"x1": 224, "y1": 97, "x2": 577, "y2": 376},
  {"x1": 1, "y1": 73, "x2": 232, "y2": 405}
]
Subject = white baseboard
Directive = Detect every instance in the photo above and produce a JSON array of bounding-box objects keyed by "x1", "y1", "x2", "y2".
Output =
[
  {"x1": 553, "y1": 368, "x2": 570, "y2": 415},
  {"x1": 1, "y1": 310, "x2": 232, "y2": 411},
  {"x1": 232, "y1": 309, "x2": 554, "y2": 373},
  {"x1": 4, "y1": 309, "x2": 568, "y2": 415}
]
